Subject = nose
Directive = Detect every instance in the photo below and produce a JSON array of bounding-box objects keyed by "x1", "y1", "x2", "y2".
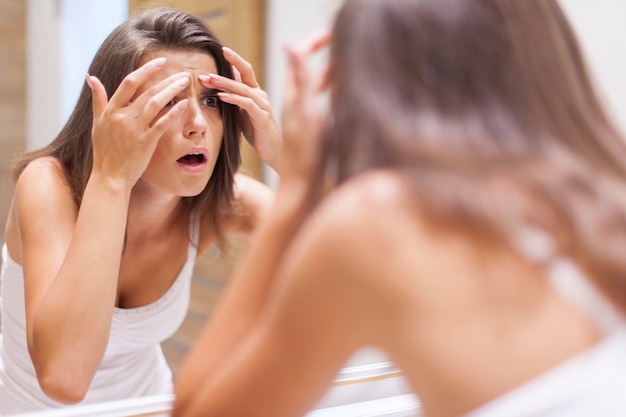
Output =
[{"x1": 183, "y1": 100, "x2": 207, "y2": 139}]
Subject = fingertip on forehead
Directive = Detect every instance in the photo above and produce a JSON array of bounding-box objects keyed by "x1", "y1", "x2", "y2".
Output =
[{"x1": 138, "y1": 50, "x2": 163, "y2": 68}]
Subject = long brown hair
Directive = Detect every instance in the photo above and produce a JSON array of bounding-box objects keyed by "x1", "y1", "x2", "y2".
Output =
[
  {"x1": 326, "y1": 0, "x2": 626, "y2": 309},
  {"x1": 15, "y1": 7, "x2": 241, "y2": 244}
]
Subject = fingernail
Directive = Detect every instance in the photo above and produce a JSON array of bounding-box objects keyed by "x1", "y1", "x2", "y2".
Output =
[
  {"x1": 176, "y1": 77, "x2": 189, "y2": 87},
  {"x1": 222, "y1": 46, "x2": 234, "y2": 57},
  {"x1": 199, "y1": 74, "x2": 221, "y2": 83},
  {"x1": 85, "y1": 73, "x2": 94, "y2": 90},
  {"x1": 176, "y1": 99, "x2": 189, "y2": 112},
  {"x1": 153, "y1": 57, "x2": 166, "y2": 67}
]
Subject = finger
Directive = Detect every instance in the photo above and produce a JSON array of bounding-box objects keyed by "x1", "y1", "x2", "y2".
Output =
[
  {"x1": 222, "y1": 46, "x2": 259, "y2": 88},
  {"x1": 317, "y1": 63, "x2": 331, "y2": 92},
  {"x1": 283, "y1": 43, "x2": 309, "y2": 95},
  {"x1": 282, "y1": 45, "x2": 298, "y2": 103},
  {"x1": 281, "y1": 47, "x2": 304, "y2": 131},
  {"x1": 232, "y1": 65, "x2": 243, "y2": 84},
  {"x1": 299, "y1": 29, "x2": 332, "y2": 56},
  {"x1": 136, "y1": 75, "x2": 190, "y2": 126},
  {"x1": 216, "y1": 92, "x2": 262, "y2": 117},
  {"x1": 285, "y1": 30, "x2": 330, "y2": 96},
  {"x1": 148, "y1": 98, "x2": 188, "y2": 140},
  {"x1": 132, "y1": 71, "x2": 190, "y2": 110},
  {"x1": 86, "y1": 74, "x2": 108, "y2": 119},
  {"x1": 198, "y1": 73, "x2": 269, "y2": 110},
  {"x1": 108, "y1": 57, "x2": 167, "y2": 108}
]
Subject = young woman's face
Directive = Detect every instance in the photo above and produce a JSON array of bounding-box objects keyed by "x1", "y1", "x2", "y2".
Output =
[{"x1": 135, "y1": 49, "x2": 225, "y2": 197}]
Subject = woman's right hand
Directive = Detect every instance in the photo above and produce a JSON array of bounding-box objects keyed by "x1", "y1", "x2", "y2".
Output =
[
  {"x1": 280, "y1": 31, "x2": 331, "y2": 183},
  {"x1": 87, "y1": 57, "x2": 190, "y2": 190}
]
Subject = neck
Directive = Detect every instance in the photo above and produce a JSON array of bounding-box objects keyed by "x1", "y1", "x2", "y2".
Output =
[{"x1": 126, "y1": 186, "x2": 190, "y2": 241}]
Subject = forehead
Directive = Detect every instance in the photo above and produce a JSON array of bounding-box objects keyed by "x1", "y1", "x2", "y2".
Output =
[{"x1": 140, "y1": 49, "x2": 218, "y2": 80}]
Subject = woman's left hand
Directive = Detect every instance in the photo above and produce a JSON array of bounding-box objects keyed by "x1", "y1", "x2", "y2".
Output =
[{"x1": 200, "y1": 47, "x2": 282, "y2": 172}]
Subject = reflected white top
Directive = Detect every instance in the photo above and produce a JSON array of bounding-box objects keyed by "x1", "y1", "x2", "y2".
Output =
[{"x1": 0, "y1": 223, "x2": 198, "y2": 415}]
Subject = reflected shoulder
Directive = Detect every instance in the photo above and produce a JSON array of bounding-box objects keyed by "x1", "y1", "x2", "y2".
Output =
[{"x1": 15, "y1": 156, "x2": 75, "y2": 212}]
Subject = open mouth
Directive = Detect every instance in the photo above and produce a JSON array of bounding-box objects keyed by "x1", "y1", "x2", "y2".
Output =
[{"x1": 177, "y1": 152, "x2": 206, "y2": 165}]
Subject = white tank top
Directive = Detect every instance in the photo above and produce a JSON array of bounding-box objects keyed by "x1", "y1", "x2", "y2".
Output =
[
  {"x1": 462, "y1": 228, "x2": 626, "y2": 417},
  {"x1": 0, "y1": 223, "x2": 198, "y2": 415}
]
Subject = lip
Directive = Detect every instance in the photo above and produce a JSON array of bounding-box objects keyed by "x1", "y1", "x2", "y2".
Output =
[{"x1": 176, "y1": 147, "x2": 209, "y2": 173}]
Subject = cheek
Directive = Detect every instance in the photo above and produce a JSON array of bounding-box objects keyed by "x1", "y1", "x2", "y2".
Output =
[
  {"x1": 209, "y1": 116, "x2": 225, "y2": 152},
  {"x1": 211, "y1": 113, "x2": 224, "y2": 135},
  {"x1": 145, "y1": 130, "x2": 176, "y2": 170}
]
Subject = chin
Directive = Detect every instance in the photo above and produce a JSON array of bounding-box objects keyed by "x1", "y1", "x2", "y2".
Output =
[
  {"x1": 180, "y1": 189, "x2": 205, "y2": 198},
  {"x1": 181, "y1": 182, "x2": 210, "y2": 198}
]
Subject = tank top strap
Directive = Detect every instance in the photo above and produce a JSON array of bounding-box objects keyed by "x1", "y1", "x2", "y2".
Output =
[{"x1": 513, "y1": 227, "x2": 625, "y2": 335}]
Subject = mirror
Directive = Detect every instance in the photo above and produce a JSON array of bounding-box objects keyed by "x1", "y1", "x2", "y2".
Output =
[{"x1": 1, "y1": 1, "x2": 418, "y2": 415}]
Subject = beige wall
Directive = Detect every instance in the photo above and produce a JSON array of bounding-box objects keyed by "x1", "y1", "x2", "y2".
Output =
[
  {"x1": 559, "y1": 0, "x2": 626, "y2": 135},
  {"x1": 0, "y1": 0, "x2": 26, "y2": 243}
]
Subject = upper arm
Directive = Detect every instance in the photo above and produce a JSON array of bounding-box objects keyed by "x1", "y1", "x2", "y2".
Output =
[{"x1": 13, "y1": 158, "x2": 78, "y2": 347}]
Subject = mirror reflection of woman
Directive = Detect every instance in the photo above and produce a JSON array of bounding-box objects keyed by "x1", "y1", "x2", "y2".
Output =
[
  {"x1": 174, "y1": 1, "x2": 626, "y2": 416},
  {"x1": 0, "y1": 7, "x2": 280, "y2": 414}
]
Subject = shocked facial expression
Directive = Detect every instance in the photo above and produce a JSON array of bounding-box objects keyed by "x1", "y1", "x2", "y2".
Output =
[{"x1": 135, "y1": 49, "x2": 225, "y2": 197}]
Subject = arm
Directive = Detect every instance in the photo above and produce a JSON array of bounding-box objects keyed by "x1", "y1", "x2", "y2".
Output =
[
  {"x1": 174, "y1": 171, "x2": 314, "y2": 413},
  {"x1": 18, "y1": 159, "x2": 130, "y2": 403},
  {"x1": 173, "y1": 32, "x2": 332, "y2": 414},
  {"x1": 20, "y1": 59, "x2": 190, "y2": 403},
  {"x1": 179, "y1": 193, "x2": 374, "y2": 417}
]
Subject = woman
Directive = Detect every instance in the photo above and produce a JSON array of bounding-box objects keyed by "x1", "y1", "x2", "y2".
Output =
[
  {"x1": 173, "y1": 0, "x2": 626, "y2": 416},
  {"x1": 0, "y1": 7, "x2": 280, "y2": 414}
]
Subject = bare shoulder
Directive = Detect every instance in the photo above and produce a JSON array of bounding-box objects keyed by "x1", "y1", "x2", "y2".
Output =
[
  {"x1": 14, "y1": 157, "x2": 76, "y2": 220},
  {"x1": 312, "y1": 170, "x2": 420, "y2": 239},
  {"x1": 15, "y1": 157, "x2": 72, "y2": 200},
  {"x1": 285, "y1": 170, "x2": 423, "y2": 288},
  {"x1": 203, "y1": 173, "x2": 274, "y2": 242},
  {"x1": 311, "y1": 170, "x2": 501, "y2": 281},
  {"x1": 291, "y1": 169, "x2": 475, "y2": 307},
  {"x1": 7, "y1": 157, "x2": 76, "y2": 259},
  {"x1": 234, "y1": 172, "x2": 274, "y2": 207}
]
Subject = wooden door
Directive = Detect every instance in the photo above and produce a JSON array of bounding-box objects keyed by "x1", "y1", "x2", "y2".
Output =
[
  {"x1": 0, "y1": 1, "x2": 26, "y2": 244},
  {"x1": 129, "y1": 0, "x2": 266, "y2": 180}
]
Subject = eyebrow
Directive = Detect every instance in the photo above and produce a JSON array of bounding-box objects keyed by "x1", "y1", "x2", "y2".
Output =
[{"x1": 201, "y1": 88, "x2": 221, "y2": 95}]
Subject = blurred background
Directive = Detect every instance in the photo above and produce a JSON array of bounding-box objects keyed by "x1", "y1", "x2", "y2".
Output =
[{"x1": 1, "y1": 0, "x2": 625, "y2": 376}]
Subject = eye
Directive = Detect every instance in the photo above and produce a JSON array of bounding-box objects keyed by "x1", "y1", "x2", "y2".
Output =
[
  {"x1": 201, "y1": 95, "x2": 221, "y2": 109},
  {"x1": 165, "y1": 98, "x2": 178, "y2": 107}
]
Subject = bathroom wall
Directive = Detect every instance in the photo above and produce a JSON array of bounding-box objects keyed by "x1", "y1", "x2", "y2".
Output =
[
  {"x1": 560, "y1": 0, "x2": 626, "y2": 134},
  {"x1": 27, "y1": 0, "x2": 127, "y2": 151}
]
